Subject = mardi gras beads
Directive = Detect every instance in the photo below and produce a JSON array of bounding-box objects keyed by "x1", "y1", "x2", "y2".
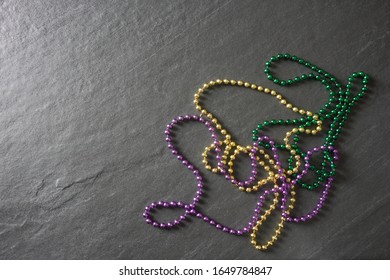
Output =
[{"x1": 143, "y1": 54, "x2": 368, "y2": 252}]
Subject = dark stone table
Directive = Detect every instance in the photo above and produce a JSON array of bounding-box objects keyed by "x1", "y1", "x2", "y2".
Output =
[{"x1": 0, "y1": 0, "x2": 389, "y2": 259}]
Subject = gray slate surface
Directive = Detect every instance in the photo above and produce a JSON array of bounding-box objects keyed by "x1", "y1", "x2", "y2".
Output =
[{"x1": 0, "y1": 0, "x2": 389, "y2": 259}]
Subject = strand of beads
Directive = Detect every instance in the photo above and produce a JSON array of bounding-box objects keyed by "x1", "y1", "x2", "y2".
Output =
[
  {"x1": 194, "y1": 79, "x2": 318, "y2": 192},
  {"x1": 254, "y1": 54, "x2": 368, "y2": 190},
  {"x1": 142, "y1": 114, "x2": 336, "y2": 250},
  {"x1": 192, "y1": 78, "x2": 323, "y2": 250}
]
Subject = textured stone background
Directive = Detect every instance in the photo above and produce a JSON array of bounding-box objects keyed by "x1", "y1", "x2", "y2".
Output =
[{"x1": 0, "y1": 0, "x2": 389, "y2": 259}]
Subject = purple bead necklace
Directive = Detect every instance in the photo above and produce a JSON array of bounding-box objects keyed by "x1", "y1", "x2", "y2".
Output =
[{"x1": 143, "y1": 115, "x2": 338, "y2": 246}]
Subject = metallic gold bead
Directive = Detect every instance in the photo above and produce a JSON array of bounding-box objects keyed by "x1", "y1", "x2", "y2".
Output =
[
  {"x1": 264, "y1": 88, "x2": 270, "y2": 93},
  {"x1": 257, "y1": 86, "x2": 264, "y2": 91},
  {"x1": 223, "y1": 79, "x2": 229, "y2": 84},
  {"x1": 237, "y1": 80, "x2": 243, "y2": 86},
  {"x1": 244, "y1": 82, "x2": 250, "y2": 87}
]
